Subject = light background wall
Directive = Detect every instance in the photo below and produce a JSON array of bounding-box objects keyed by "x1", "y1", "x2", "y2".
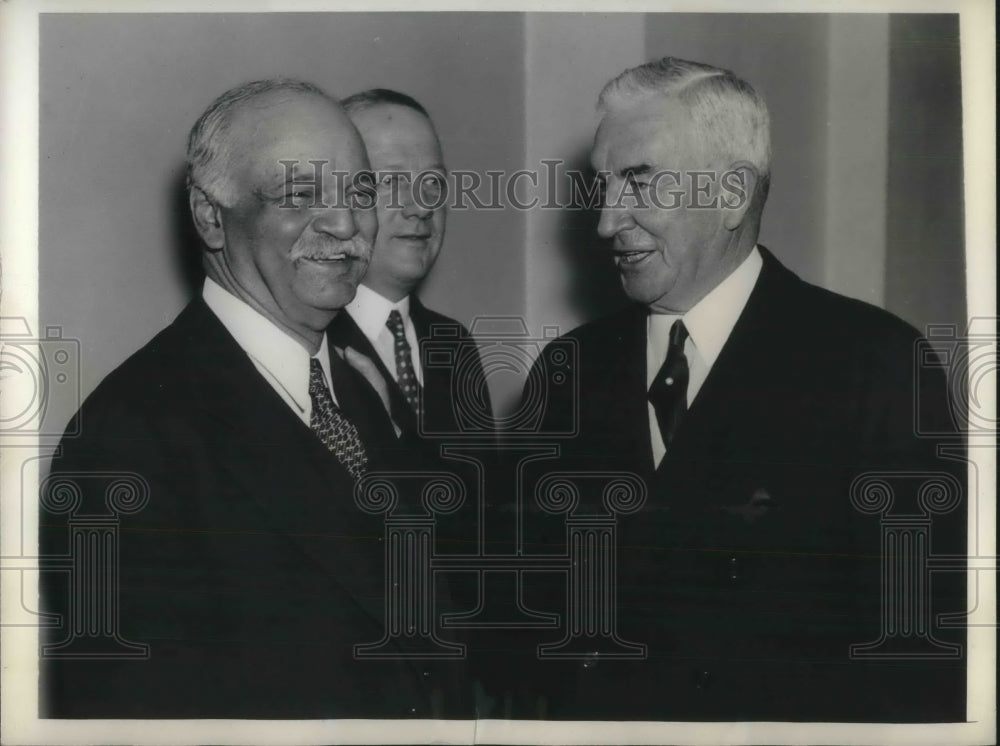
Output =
[
  {"x1": 39, "y1": 12, "x2": 527, "y2": 424},
  {"x1": 39, "y1": 12, "x2": 965, "y2": 430}
]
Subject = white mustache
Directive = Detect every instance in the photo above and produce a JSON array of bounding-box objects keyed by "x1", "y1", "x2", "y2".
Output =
[{"x1": 291, "y1": 235, "x2": 372, "y2": 262}]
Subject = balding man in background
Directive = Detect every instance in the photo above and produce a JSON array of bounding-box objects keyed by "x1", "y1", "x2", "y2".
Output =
[
  {"x1": 521, "y1": 57, "x2": 965, "y2": 721},
  {"x1": 329, "y1": 88, "x2": 498, "y2": 715},
  {"x1": 330, "y1": 88, "x2": 492, "y2": 443},
  {"x1": 41, "y1": 79, "x2": 468, "y2": 718}
]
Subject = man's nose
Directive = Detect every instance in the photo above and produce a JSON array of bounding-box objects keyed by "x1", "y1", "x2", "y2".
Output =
[
  {"x1": 311, "y1": 205, "x2": 359, "y2": 239},
  {"x1": 596, "y1": 200, "x2": 635, "y2": 239},
  {"x1": 400, "y1": 184, "x2": 433, "y2": 220}
]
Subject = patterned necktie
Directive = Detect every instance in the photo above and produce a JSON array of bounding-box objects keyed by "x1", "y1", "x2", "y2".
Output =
[
  {"x1": 648, "y1": 319, "x2": 690, "y2": 451},
  {"x1": 308, "y1": 358, "x2": 368, "y2": 479},
  {"x1": 385, "y1": 309, "x2": 422, "y2": 416}
]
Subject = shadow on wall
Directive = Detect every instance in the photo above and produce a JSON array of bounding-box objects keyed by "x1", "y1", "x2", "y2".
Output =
[
  {"x1": 169, "y1": 166, "x2": 207, "y2": 299},
  {"x1": 555, "y1": 148, "x2": 629, "y2": 325}
]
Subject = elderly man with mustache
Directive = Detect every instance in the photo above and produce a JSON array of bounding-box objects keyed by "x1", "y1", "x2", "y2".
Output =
[{"x1": 41, "y1": 78, "x2": 468, "y2": 719}]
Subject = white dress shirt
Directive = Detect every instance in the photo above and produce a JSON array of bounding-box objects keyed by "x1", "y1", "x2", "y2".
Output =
[
  {"x1": 646, "y1": 246, "x2": 763, "y2": 466},
  {"x1": 345, "y1": 284, "x2": 424, "y2": 385},
  {"x1": 203, "y1": 278, "x2": 336, "y2": 425}
]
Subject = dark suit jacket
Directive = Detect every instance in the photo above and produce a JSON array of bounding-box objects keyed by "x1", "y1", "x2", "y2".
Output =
[
  {"x1": 517, "y1": 248, "x2": 966, "y2": 721},
  {"x1": 40, "y1": 298, "x2": 470, "y2": 718},
  {"x1": 328, "y1": 298, "x2": 495, "y2": 563},
  {"x1": 329, "y1": 296, "x2": 503, "y2": 712},
  {"x1": 329, "y1": 296, "x2": 493, "y2": 441}
]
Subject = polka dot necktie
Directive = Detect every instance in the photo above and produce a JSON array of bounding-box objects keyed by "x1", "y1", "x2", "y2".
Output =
[
  {"x1": 647, "y1": 319, "x2": 689, "y2": 451},
  {"x1": 385, "y1": 309, "x2": 422, "y2": 417},
  {"x1": 308, "y1": 358, "x2": 368, "y2": 479}
]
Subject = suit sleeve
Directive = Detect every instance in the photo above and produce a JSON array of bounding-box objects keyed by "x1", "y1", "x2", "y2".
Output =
[
  {"x1": 844, "y1": 327, "x2": 967, "y2": 721},
  {"x1": 40, "y1": 389, "x2": 209, "y2": 717}
]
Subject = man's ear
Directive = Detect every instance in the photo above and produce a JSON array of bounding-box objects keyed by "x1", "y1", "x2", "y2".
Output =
[
  {"x1": 189, "y1": 186, "x2": 226, "y2": 250},
  {"x1": 720, "y1": 161, "x2": 760, "y2": 231}
]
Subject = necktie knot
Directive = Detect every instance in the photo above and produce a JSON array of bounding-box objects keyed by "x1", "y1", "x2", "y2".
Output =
[
  {"x1": 386, "y1": 309, "x2": 407, "y2": 339},
  {"x1": 669, "y1": 318, "x2": 689, "y2": 350},
  {"x1": 309, "y1": 357, "x2": 368, "y2": 479},
  {"x1": 308, "y1": 357, "x2": 327, "y2": 397}
]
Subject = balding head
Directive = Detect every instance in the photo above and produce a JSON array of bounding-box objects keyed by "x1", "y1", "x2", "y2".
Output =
[
  {"x1": 186, "y1": 78, "x2": 376, "y2": 352},
  {"x1": 187, "y1": 78, "x2": 338, "y2": 208},
  {"x1": 342, "y1": 89, "x2": 447, "y2": 302}
]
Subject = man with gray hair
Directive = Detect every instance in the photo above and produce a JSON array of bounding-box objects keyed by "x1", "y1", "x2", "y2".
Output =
[
  {"x1": 521, "y1": 57, "x2": 964, "y2": 721},
  {"x1": 42, "y1": 78, "x2": 467, "y2": 718}
]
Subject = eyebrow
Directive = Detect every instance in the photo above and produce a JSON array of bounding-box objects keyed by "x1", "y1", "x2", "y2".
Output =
[
  {"x1": 264, "y1": 170, "x2": 317, "y2": 188},
  {"x1": 268, "y1": 180, "x2": 316, "y2": 196},
  {"x1": 251, "y1": 175, "x2": 316, "y2": 201},
  {"x1": 618, "y1": 164, "x2": 653, "y2": 178}
]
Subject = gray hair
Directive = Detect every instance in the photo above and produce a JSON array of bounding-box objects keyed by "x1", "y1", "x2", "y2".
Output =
[
  {"x1": 598, "y1": 57, "x2": 771, "y2": 201},
  {"x1": 186, "y1": 78, "x2": 335, "y2": 207}
]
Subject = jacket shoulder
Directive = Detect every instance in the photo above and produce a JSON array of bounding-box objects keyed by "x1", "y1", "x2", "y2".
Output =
[
  {"x1": 62, "y1": 304, "x2": 201, "y2": 437},
  {"x1": 795, "y1": 277, "x2": 919, "y2": 337},
  {"x1": 776, "y1": 267, "x2": 926, "y2": 360},
  {"x1": 413, "y1": 302, "x2": 476, "y2": 341}
]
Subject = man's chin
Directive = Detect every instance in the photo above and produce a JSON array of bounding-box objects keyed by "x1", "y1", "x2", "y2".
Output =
[
  {"x1": 620, "y1": 276, "x2": 657, "y2": 304},
  {"x1": 320, "y1": 286, "x2": 361, "y2": 311},
  {"x1": 620, "y1": 276, "x2": 679, "y2": 309},
  {"x1": 369, "y1": 258, "x2": 436, "y2": 288},
  {"x1": 385, "y1": 240, "x2": 440, "y2": 265},
  {"x1": 297, "y1": 278, "x2": 364, "y2": 313}
]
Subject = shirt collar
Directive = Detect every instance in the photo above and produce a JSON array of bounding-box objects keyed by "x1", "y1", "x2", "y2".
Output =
[
  {"x1": 346, "y1": 284, "x2": 412, "y2": 342},
  {"x1": 203, "y1": 277, "x2": 329, "y2": 414},
  {"x1": 648, "y1": 246, "x2": 763, "y2": 368}
]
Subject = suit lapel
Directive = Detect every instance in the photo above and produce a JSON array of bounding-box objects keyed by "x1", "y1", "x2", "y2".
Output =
[
  {"x1": 627, "y1": 307, "x2": 657, "y2": 477},
  {"x1": 330, "y1": 310, "x2": 419, "y2": 434},
  {"x1": 655, "y1": 248, "x2": 788, "y2": 479},
  {"x1": 179, "y1": 299, "x2": 397, "y2": 630},
  {"x1": 327, "y1": 340, "x2": 402, "y2": 461},
  {"x1": 409, "y1": 296, "x2": 435, "y2": 344},
  {"x1": 408, "y1": 298, "x2": 448, "y2": 434},
  {"x1": 601, "y1": 305, "x2": 656, "y2": 478}
]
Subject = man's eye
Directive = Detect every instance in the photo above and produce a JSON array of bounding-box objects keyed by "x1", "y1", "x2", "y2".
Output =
[
  {"x1": 274, "y1": 188, "x2": 319, "y2": 209},
  {"x1": 283, "y1": 189, "x2": 315, "y2": 205},
  {"x1": 346, "y1": 186, "x2": 376, "y2": 210},
  {"x1": 419, "y1": 175, "x2": 446, "y2": 197},
  {"x1": 379, "y1": 173, "x2": 410, "y2": 189},
  {"x1": 354, "y1": 172, "x2": 376, "y2": 191}
]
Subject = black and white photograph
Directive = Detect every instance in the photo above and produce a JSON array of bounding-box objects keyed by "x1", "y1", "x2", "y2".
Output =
[{"x1": 0, "y1": 2, "x2": 994, "y2": 744}]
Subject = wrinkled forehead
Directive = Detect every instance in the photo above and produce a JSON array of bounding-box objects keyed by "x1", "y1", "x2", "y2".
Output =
[
  {"x1": 229, "y1": 93, "x2": 369, "y2": 180},
  {"x1": 591, "y1": 96, "x2": 703, "y2": 173}
]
